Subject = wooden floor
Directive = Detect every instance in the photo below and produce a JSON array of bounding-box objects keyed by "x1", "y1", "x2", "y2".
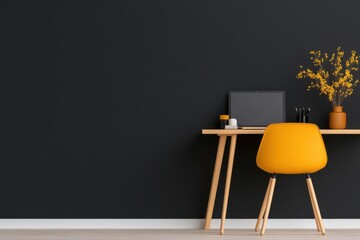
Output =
[{"x1": 0, "y1": 229, "x2": 360, "y2": 240}]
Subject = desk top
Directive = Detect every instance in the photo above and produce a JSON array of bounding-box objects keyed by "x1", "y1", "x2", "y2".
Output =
[{"x1": 202, "y1": 129, "x2": 360, "y2": 135}]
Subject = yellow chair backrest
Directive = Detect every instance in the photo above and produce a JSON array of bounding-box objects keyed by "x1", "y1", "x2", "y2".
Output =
[{"x1": 256, "y1": 123, "x2": 327, "y2": 174}]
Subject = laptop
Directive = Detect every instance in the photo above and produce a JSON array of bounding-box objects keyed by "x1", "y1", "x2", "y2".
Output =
[{"x1": 229, "y1": 91, "x2": 285, "y2": 129}]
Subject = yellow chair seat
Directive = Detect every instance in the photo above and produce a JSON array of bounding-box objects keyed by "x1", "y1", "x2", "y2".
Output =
[{"x1": 256, "y1": 123, "x2": 327, "y2": 174}]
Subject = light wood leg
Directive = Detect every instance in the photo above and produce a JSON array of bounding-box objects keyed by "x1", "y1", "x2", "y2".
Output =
[
  {"x1": 309, "y1": 187, "x2": 321, "y2": 232},
  {"x1": 307, "y1": 177, "x2": 326, "y2": 235},
  {"x1": 255, "y1": 178, "x2": 272, "y2": 232},
  {"x1": 306, "y1": 176, "x2": 320, "y2": 232},
  {"x1": 204, "y1": 135, "x2": 227, "y2": 229},
  {"x1": 220, "y1": 135, "x2": 237, "y2": 235},
  {"x1": 260, "y1": 176, "x2": 276, "y2": 236}
]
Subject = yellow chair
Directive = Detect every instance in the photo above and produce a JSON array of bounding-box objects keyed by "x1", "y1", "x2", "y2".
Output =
[{"x1": 255, "y1": 123, "x2": 327, "y2": 235}]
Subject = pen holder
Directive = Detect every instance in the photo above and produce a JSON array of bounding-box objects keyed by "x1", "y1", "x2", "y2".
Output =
[{"x1": 295, "y1": 107, "x2": 310, "y2": 123}]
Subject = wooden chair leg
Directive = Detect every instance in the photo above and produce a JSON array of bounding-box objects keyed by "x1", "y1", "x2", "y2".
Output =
[
  {"x1": 306, "y1": 175, "x2": 320, "y2": 232},
  {"x1": 306, "y1": 175, "x2": 325, "y2": 235},
  {"x1": 255, "y1": 177, "x2": 272, "y2": 232},
  {"x1": 260, "y1": 175, "x2": 276, "y2": 236}
]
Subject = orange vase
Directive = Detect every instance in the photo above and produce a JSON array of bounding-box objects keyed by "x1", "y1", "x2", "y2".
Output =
[{"x1": 329, "y1": 106, "x2": 346, "y2": 129}]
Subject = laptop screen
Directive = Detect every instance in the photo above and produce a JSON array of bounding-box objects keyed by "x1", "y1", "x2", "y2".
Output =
[{"x1": 229, "y1": 91, "x2": 285, "y2": 127}]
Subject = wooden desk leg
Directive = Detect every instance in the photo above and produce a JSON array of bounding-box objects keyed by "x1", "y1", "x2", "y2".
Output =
[
  {"x1": 204, "y1": 135, "x2": 227, "y2": 229},
  {"x1": 220, "y1": 134, "x2": 237, "y2": 235}
]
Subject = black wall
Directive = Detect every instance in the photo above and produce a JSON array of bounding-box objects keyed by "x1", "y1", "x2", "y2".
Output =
[{"x1": 1, "y1": 0, "x2": 360, "y2": 218}]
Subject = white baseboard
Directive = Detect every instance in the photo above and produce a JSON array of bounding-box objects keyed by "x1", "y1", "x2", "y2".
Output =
[{"x1": 0, "y1": 219, "x2": 359, "y2": 229}]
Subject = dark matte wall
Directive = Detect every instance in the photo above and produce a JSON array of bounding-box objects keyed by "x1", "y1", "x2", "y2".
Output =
[{"x1": 1, "y1": 0, "x2": 360, "y2": 218}]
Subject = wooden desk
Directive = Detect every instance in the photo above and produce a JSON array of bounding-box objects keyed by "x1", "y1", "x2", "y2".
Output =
[{"x1": 202, "y1": 128, "x2": 360, "y2": 234}]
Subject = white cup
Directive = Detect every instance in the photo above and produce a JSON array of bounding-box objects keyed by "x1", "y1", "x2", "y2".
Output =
[{"x1": 229, "y1": 118, "x2": 237, "y2": 126}]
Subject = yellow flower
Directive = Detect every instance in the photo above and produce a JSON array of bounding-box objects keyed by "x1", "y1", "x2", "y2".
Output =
[{"x1": 297, "y1": 47, "x2": 360, "y2": 106}]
